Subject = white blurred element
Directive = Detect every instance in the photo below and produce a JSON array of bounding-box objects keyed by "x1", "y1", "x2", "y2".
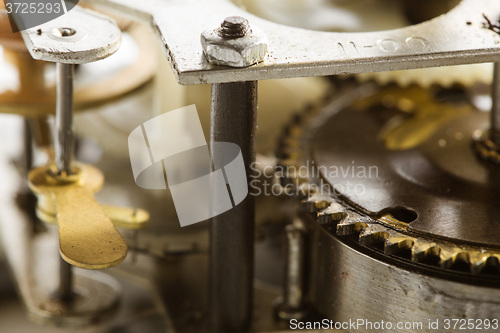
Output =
[
  {"x1": 240, "y1": 0, "x2": 409, "y2": 32},
  {"x1": 128, "y1": 106, "x2": 248, "y2": 226},
  {"x1": 144, "y1": 105, "x2": 206, "y2": 162},
  {"x1": 472, "y1": 95, "x2": 493, "y2": 113},
  {"x1": 168, "y1": 143, "x2": 248, "y2": 227},
  {"x1": 170, "y1": 170, "x2": 232, "y2": 227},
  {"x1": 0, "y1": 114, "x2": 23, "y2": 158},
  {"x1": 128, "y1": 125, "x2": 159, "y2": 188},
  {"x1": 0, "y1": 47, "x2": 20, "y2": 94},
  {"x1": 221, "y1": 146, "x2": 248, "y2": 205},
  {"x1": 43, "y1": 33, "x2": 140, "y2": 90},
  {"x1": 76, "y1": 33, "x2": 139, "y2": 88}
]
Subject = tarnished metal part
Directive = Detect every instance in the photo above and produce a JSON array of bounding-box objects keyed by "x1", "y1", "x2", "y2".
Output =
[
  {"x1": 276, "y1": 80, "x2": 500, "y2": 276},
  {"x1": 209, "y1": 81, "x2": 257, "y2": 332},
  {"x1": 201, "y1": 16, "x2": 268, "y2": 68},
  {"x1": 87, "y1": 0, "x2": 500, "y2": 84},
  {"x1": 303, "y1": 212, "x2": 500, "y2": 333},
  {"x1": 274, "y1": 221, "x2": 308, "y2": 321},
  {"x1": 21, "y1": 7, "x2": 120, "y2": 64}
]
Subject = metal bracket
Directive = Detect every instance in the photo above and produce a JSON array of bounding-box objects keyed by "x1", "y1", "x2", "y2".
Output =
[
  {"x1": 85, "y1": 0, "x2": 500, "y2": 84},
  {"x1": 21, "y1": 6, "x2": 121, "y2": 64}
]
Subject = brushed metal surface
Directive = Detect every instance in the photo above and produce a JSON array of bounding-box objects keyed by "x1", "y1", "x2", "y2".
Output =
[
  {"x1": 312, "y1": 86, "x2": 500, "y2": 247},
  {"x1": 86, "y1": 0, "x2": 500, "y2": 84},
  {"x1": 305, "y1": 213, "x2": 500, "y2": 333}
]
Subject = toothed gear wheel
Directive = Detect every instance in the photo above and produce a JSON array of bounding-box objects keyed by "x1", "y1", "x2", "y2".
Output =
[
  {"x1": 277, "y1": 78, "x2": 500, "y2": 277},
  {"x1": 356, "y1": 63, "x2": 493, "y2": 88}
]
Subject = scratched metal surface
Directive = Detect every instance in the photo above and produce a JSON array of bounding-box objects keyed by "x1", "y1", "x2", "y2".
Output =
[
  {"x1": 305, "y1": 213, "x2": 500, "y2": 333},
  {"x1": 21, "y1": 7, "x2": 121, "y2": 64},
  {"x1": 85, "y1": 0, "x2": 500, "y2": 84}
]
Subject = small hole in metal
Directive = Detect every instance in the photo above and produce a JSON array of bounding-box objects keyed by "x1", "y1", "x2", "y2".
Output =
[{"x1": 58, "y1": 28, "x2": 76, "y2": 37}]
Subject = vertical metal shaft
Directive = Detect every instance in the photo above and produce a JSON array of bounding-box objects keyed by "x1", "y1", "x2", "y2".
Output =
[
  {"x1": 490, "y1": 62, "x2": 500, "y2": 146},
  {"x1": 55, "y1": 63, "x2": 74, "y2": 175},
  {"x1": 282, "y1": 224, "x2": 306, "y2": 310},
  {"x1": 55, "y1": 62, "x2": 75, "y2": 301},
  {"x1": 209, "y1": 81, "x2": 257, "y2": 332},
  {"x1": 274, "y1": 222, "x2": 308, "y2": 320},
  {"x1": 58, "y1": 256, "x2": 73, "y2": 301}
]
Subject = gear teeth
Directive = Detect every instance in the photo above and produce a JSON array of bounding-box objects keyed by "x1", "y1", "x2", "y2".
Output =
[
  {"x1": 317, "y1": 203, "x2": 346, "y2": 225},
  {"x1": 301, "y1": 196, "x2": 335, "y2": 213},
  {"x1": 336, "y1": 211, "x2": 371, "y2": 236},
  {"x1": 359, "y1": 224, "x2": 390, "y2": 246},
  {"x1": 440, "y1": 248, "x2": 471, "y2": 270},
  {"x1": 384, "y1": 233, "x2": 415, "y2": 256},
  {"x1": 470, "y1": 254, "x2": 500, "y2": 275},
  {"x1": 411, "y1": 239, "x2": 440, "y2": 263},
  {"x1": 277, "y1": 89, "x2": 500, "y2": 277}
]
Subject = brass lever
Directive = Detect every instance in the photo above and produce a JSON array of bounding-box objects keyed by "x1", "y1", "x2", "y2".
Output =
[{"x1": 28, "y1": 163, "x2": 147, "y2": 269}]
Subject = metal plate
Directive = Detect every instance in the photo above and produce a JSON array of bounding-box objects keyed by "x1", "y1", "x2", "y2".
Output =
[
  {"x1": 86, "y1": 0, "x2": 500, "y2": 84},
  {"x1": 21, "y1": 7, "x2": 121, "y2": 64}
]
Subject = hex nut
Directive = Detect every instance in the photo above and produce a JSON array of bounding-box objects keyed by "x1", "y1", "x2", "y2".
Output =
[{"x1": 200, "y1": 25, "x2": 268, "y2": 68}]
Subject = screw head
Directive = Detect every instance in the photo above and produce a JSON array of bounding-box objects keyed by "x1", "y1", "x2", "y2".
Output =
[{"x1": 219, "y1": 16, "x2": 251, "y2": 39}]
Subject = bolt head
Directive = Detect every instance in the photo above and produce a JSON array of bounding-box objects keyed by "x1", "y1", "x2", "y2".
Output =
[
  {"x1": 219, "y1": 16, "x2": 250, "y2": 39},
  {"x1": 201, "y1": 23, "x2": 268, "y2": 68}
]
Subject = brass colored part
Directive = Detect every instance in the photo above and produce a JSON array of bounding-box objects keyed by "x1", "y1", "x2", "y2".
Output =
[
  {"x1": 0, "y1": 8, "x2": 26, "y2": 51},
  {"x1": 277, "y1": 86, "x2": 500, "y2": 276},
  {"x1": 29, "y1": 164, "x2": 128, "y2": 270},
  {"x1": 55, "y1": 186, "x2": 127, "y2": 269},
  {"x1": 37, "y1": 204, "x2": 150, "y2": 230},
  {"x1": 101, "y1": 206, "x2": 149, "y2": 230},
  {"x1": 352, "y1": 85, "x2": 474, "y2": 150},
  {"x1": 0, "y1": 23, "x2": 157, "y2": 116},
  {"x1": 304, "y1": 197, "x2": 500, "y2": 275}
]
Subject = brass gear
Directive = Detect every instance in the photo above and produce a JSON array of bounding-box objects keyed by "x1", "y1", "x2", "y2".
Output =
[{"x1": 276, "y1": 79, "x2": 500, "y2": 277}]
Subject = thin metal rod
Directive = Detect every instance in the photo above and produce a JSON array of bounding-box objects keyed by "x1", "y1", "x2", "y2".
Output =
[
  {"x1": 55, "y1": 63, "x2": 75, "y2": 175},
  {"x1": 55, "y1": 62, "x2": 75, "y2": 301},
  {"x1": 283, "y1": 224, "x2": 305, "y2": 310},
  {"x1": 491, "y1": 62, "x2": 500, "y2": 146},
  {"x1": 58, "y1": 256, "x2": 73, "y2": 301},
  {"x1": 209, "y1": 81, "x2": 257, "y2": 332}
]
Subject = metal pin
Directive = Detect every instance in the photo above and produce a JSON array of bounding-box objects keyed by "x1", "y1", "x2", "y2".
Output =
[
  {"x1": 274, "y1": 223, "x2": 308, "y2": 320},
  {"x1": 472, "y1": 62, "x2": 500, "y2": 163},
  {"x1": 58, "y1": 256, "x2": 73, "y2": 301},
  {"x1": 55, "y1": 63, "x2": 75, "y2": 175},
  {"x1": 490, "y1": 62, "x2": 500, "y2": 146},
  {"x1": 54, "y1": 62, "x2": 75, "y2": 301}
]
